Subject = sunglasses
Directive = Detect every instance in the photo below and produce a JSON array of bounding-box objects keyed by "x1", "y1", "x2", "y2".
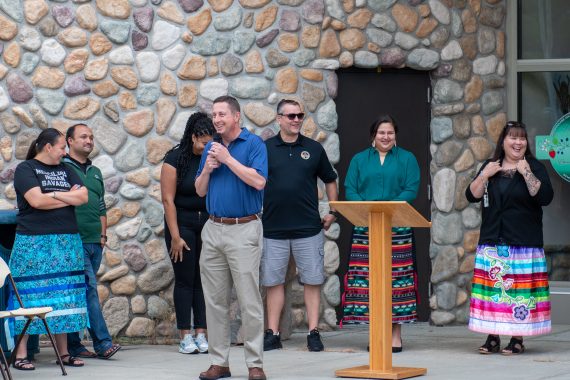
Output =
[
  {"x1": 278, "y1": 113, "x2": 305, "y2": 121},
  {"x1": 506, "y1": 121, "x2": 526, "y2": 128}
]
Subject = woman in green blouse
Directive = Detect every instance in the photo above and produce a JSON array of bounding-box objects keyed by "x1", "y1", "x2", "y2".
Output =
[{"x1": 341, "y1": 115, "x2": 420, "y2": 353}]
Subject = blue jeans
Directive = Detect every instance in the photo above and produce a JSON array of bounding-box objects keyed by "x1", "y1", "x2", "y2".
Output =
[{"x1": 67, "y1": 243, "x2": 113, "y2": 356}]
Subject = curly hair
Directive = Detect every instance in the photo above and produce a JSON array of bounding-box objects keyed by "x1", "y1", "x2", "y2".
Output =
[{"x1": 163, "y1": 112, "x2": 214, "y2": 185}]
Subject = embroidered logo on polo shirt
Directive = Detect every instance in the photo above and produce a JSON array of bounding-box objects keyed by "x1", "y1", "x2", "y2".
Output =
[{"x1": 301, "y1": 151, "x2": 310, "y2": 160}]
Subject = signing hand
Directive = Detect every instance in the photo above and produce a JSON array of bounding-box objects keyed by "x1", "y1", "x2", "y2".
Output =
[
  {"x1": 481, "y1": 160, "x2": 501, "y2": 180},
  {"x1": 204, "y1": 154, "x2": 221, "y2": 173},
  {"x1": 516, "y1": 157, "x2": 531, "y2": 176},
  {"x1": 170, "y1": 236, "x2": 190, "y2": 263},
  {"x1": 208, "y1": 142, "x2": 231, "y2": 164}
]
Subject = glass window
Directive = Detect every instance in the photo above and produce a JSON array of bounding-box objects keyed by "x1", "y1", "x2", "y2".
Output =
[
  {"x1": 519, "y1": 0, "x2": 570, "y2": 59},
  {"x1": 519, "y1": 72, "x2": 570, "y2": 253}
]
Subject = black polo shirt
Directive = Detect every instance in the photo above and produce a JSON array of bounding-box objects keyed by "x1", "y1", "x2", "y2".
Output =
[{"x1": 263, "y1": 133, "x2": 337, "y2": 239}]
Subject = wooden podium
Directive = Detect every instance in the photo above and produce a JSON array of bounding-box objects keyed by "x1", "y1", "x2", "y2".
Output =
[{"x1": 330, "y1": 201, "x2": 431, "y2": 380}]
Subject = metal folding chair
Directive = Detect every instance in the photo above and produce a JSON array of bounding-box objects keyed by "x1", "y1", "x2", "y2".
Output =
[{"x1": 0, "y1": 257, "x2": 67, "y2": 376}]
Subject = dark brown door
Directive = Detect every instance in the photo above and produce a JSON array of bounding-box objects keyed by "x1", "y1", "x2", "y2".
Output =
[{"x1": 335, "y1": 68, "x2": 432, "y2": 321}]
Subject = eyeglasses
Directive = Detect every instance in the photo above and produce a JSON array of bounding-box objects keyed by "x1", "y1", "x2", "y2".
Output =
[{"x1": 278, "y1": 113, "x2": 305, "y2": 121}]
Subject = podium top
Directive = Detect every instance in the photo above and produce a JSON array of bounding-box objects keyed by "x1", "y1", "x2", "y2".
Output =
[{"x1": 329, "y1": 201, "x2": 431, "y2": 228}]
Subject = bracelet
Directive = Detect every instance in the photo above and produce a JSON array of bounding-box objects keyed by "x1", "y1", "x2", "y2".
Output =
[
  {"x1": 329, "y1": 210, "x2": 339, "y2": 218},
  {"x1": 52, "y1": 191, "x2": 57, "y2": 199}
]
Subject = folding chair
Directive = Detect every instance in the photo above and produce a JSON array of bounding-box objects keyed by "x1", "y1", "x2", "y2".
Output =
[
  {"x1": 0, "y1": 257, "x2": 67, "y2": 376},
  {"x1": 0, "y1": 340, "x2": 10, "y2": 380}
]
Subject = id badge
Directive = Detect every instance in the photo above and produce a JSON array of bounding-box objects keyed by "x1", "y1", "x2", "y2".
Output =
[{"x1": 483, "y1": 193, "x2": 489, "y2": 208}]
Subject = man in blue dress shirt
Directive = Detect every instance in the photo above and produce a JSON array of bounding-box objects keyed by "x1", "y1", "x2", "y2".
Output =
[{"x1": 195, "y1": 96, "x2": 268, "y2": 380}]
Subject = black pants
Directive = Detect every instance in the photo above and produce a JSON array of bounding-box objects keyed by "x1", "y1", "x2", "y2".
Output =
[{"x1": 164, "y1": 210, "x2": 207, "y2": 330}]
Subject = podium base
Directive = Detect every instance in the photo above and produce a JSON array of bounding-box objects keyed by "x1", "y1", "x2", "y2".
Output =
[{"x1": 335, "y1": 365, "x2": 427, "y2": 379}]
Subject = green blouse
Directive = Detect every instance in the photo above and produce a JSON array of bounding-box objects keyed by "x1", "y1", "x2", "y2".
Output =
[{"x1": 344, "y1": 146, "x2": 420, "y2": 202}]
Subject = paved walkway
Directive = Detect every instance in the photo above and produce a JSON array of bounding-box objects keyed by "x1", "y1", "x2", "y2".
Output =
[{"x1": 8, "y1": 323, "x2": 570, "y2": 380}]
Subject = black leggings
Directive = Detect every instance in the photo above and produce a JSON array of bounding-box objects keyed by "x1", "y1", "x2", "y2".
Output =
[{"x1": 164, "y1": 210, "x2": 207, "y2": 330}]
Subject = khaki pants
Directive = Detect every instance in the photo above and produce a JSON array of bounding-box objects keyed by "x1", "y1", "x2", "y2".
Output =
[{"x1": 200, "y1": 219, "x2": 264, "y2": 368}]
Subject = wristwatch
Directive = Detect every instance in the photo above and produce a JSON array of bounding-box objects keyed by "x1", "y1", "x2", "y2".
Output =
[{"x1": 329, "y1": 210, "x2": 339, "y2": 218}]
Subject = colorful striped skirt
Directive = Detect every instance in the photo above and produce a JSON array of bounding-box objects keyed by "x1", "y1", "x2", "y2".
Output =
[
  {"x1": 469, "y1": 244, "x2": 551, "y2": 336},
  {"x1": 342, "y1": 226, "x2": 417, "y2": 325},
  {"x1": 8, "y1": 233, "x2": 88, "y2": 335}
]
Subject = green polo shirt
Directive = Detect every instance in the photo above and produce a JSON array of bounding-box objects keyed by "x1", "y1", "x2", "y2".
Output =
[
  {"x1": 344, "y1": 146, "x2": 420, "y2": 202},
  {"x1": 63, "y1": 156, "x2": 106, "y2": 244}
]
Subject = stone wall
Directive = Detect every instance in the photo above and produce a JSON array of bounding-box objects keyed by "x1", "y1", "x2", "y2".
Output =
[{"x1": 0, "y1": 0, "x2": 507, "y2": 340}]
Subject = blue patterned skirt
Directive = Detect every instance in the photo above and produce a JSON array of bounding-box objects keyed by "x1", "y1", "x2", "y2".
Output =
[{"x1": 8, "y1": 233, "x2": 88, "y2": 335}]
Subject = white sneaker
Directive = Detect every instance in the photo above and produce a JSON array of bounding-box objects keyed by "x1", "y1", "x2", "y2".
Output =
[
  {"x1": 179, "y1": 334, "x2": 199, "y2": 354},
  {"x1": 194, "y1": 333, "x2": 209, "y2": 353}
]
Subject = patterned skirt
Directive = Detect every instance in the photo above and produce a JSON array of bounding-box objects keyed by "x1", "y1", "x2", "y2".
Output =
[
  {"x1": 469, "y1": 244, "x2": 551, "y2": 336},
  {"x1": 8, "y1": 233, "x2": 88, "y2": 335},
  {"x1": 342, "y1": 226, "x2": 417, "y2": 325}
]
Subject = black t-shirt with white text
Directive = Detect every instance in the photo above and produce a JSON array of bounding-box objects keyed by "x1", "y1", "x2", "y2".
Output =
[{"x1": 14, "y1": 159, "x2": 83, "y2": 235}]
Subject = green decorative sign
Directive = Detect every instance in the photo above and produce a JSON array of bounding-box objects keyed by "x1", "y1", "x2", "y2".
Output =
[{"x1": 536, "y1": 113, "x2": 570, "y2": 182}]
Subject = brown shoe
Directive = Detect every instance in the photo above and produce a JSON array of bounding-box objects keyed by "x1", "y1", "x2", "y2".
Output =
[
  {"x1": 199, "y1": 365, "x2": 231, "y2": 380},
  {"x1": 248, "y1": 367, "x2": 267, "y2": 380}
]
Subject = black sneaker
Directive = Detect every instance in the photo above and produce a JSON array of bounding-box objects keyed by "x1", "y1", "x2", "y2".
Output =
[
  {"x1": 307, "y1": 328, "x2": 324, "y2": 352},
  {"x1": 263, "y1": 329, "x2": 282, "y2": 351}
]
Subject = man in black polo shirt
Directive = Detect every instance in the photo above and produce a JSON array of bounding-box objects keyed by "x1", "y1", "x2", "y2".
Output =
[{"x1": 262, "y1": 99, "x2": 338, "y2": 352}]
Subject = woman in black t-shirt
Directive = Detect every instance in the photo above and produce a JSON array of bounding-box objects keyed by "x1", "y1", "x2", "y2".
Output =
[
  {"x1": 161, "y1": 113, "x2": 214, "y2": 354},
  {"x1": 10, "y1": 128, "x2": 88, "y2": 370}
]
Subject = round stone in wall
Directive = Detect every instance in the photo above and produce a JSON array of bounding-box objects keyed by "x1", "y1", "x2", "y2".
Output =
[
  {"x1": 109, "y1": 46, "x2": 134, "y2": 65},
  {"x1": 115, "y1": 142, "x2": 145, "y2": 172},
  {"x1": 433, "y1": 168, "x2": 456, "y2": 213},
  {"x1": 161, "y1": 44, "x2": 186, "y2": 70},
  {"x1": 199, "y1": 78, "x2": 229, "y2": 101},
  {"x1": 137, "y1": 262, "x2": 174, "y2": 293},
  {"x1": 100, "y1": 20, "x2": 131, "y2": 44},
  {"x1": 167, "y1": 111, "x2": 193, "y2": 141},
  {"x1": 230, "y1": 77, "x2": 271, "y2": 100},
  {"x1": 102, "y1": 297, "x2": 130, "y2": 336},
  {"x1": 243, "y1": 102, "x2": 276, "y2": 127},
  {"x1": 19, "y1": 26, "x2": 42, "y2": 52},
  {"x1": 40, "y1": 39, "x2": 66, "y2": 66},
  {"x1": 432, "y1": 212, "x2": 463, "y2": 245}
]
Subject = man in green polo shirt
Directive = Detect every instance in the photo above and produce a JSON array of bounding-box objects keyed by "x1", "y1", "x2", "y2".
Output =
[{"x1": 63, "y1": 124, "x2": 121, "y2": 360}]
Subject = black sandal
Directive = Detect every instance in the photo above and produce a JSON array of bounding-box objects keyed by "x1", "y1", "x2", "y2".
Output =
[
  {"x1": 502, "y1": 337, "x2": 525, "y2": 355},
  {"x1": 57, "y1": 354, "x2": 84, "y2": 367},
  {"x1": 479, "y1": 334, "x2": 501, "y2": 354},
  {"x1": 98, "y1": 343, "x2": 121, "y2": 360},
  {"x1": 13, "y1": 358, "x2": 35, "y2": 371}
]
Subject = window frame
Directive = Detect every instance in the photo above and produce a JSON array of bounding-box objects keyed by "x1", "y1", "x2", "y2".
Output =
[
  {"x1": 506, "y1": 1, "x2": 570, "y2": 119},
  {"x1": 507, "y1": 1, "x2": 570, "y2": 296}
]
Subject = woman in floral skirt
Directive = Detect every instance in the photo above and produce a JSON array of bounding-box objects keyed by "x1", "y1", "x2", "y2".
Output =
[{"x1": 466, "y1": 121, "x2": 554, "y2": 355}]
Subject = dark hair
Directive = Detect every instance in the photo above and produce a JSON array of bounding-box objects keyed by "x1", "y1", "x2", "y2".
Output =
[
  {"x1": 65, "y1": 123, "x2": 88, "y2": 147},
  {"x1": 369, "y1": 114, "x2": 398, "y2": 142},
  {"x1": 276, "y1": 99, "x2": 301, "y2": 114},
  {"x1": 26, "y1": 128, "x2": 64, "y2": 160},
  {"x1": 213, "y1": 95, "x2": 240, "y2": 114},
  {"x1": 491, "y1": 121, "x2": 534, "y2": 161},
  {"x1": 163, "y1": 112, "x2": 214, "y2": 185}
]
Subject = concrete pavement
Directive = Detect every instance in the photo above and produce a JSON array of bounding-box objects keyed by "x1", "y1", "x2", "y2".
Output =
[{"x1": 8, "y1": 323, "x2": 570, "y2": 380}]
